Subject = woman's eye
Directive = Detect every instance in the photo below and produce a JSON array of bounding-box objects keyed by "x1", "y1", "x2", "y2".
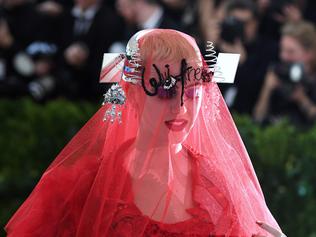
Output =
[
  {"x1": 184, "y1": 88, "x2": 200, "y2": 99},
  {"x1": 157, "y1": 86, "x2": 177, "y2": 99}
]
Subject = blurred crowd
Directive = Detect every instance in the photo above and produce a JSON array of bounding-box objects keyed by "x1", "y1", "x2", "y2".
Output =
[{"x1": 0, "y1": 0, "x2": 316, "y2": 126}]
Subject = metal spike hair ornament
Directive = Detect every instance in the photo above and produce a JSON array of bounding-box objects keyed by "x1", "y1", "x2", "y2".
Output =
[
  {"x1": 123, "y1": 33, "x2": 142, "y2": 84},
  {"x1": 204, "y1": 41, "x2": 217, "y2": 72},
  {"x1": 102, "y1": 83, "x2": 126, "y2": 124}
]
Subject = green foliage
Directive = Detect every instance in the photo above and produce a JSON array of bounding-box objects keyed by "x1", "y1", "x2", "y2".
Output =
[
  {"x1": 0, "y1": 98, "x2": 98, "y2": 237},
  {"x1": 0, "y1": 99, "x2": 315, "y2": 236},
  {"x1": 234, "y1": 114, "x2": 316, "y2": 236}
]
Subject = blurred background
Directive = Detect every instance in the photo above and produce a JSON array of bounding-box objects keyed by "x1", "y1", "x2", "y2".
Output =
[{"x1": 0, "y1": 0, "x2": 316, "y2": 236}]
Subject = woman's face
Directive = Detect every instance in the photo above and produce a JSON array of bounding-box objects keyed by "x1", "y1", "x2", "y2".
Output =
[{"x1": 138, "y1": 61, "x2": 203, "y2": 146}]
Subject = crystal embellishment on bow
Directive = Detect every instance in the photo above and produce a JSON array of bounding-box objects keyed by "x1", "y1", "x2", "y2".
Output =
[{"x1": 102, "y1": 83, "x2": 126, "y2": 123}]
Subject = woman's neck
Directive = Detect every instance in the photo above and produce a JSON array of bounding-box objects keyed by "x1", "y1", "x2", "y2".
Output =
[{"x1": 135, "y1": 142, "x2": 183, "y2": 155}]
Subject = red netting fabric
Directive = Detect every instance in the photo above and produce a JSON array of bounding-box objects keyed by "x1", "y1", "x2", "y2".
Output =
[{"x1": 5, "y1": 29, "x2": 280, "y2": 237}]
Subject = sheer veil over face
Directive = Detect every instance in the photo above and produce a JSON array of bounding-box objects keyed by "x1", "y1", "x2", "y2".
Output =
[
  {"x1": 5, "y1": 29, "x2": 282, "y2": 237},
  {"x1": 132, "y1": 30, "x2": 204, "y2": 146},
  {"x1": 117, "y1": 30, "x2": 280, "y2": 231},
  {"x1": 136, "y1": 79, "x2": 203, "y2": 147},
  {"x1": 122, "y1": 31, "x2": 206, "y2": 223}
]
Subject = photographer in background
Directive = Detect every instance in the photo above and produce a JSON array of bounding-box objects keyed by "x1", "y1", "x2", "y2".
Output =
[
  {"x1": 0, "y1": 0, "x2": 58, "y2": 98},
  {"x1": 254, "y1": 21, "x2": 316, "y2": 125},
  {"x1": 257, "y1": 0, "x2": 303, "y2": 41},
  {"x1": 218, "y1": 0, "x2": 278, "y2": 114},
  {"x1": 24, "y1": 42, "x2": 58, "y2": 101},
  {"x1": 161, "y1": 0, "x2": 198, "y2": 37},
  {"x1": 0, "y1": 40, "x2": 58, "y2": 101},
  {"x1": 56, "y1": 0, "x2": 124, "y2": 100},
  {"x1": 110, "y1": 0, "x2": 180, "y2": 53}
]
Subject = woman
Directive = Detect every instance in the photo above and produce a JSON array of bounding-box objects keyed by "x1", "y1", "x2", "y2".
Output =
[{"x1": 5, "y1": 29, "x2": 285, "y2": 236}]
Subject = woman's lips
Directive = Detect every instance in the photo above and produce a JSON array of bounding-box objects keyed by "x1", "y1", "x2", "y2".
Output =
[{"x1": 164, "y1": 119, "x2": 188, "y2": 131}]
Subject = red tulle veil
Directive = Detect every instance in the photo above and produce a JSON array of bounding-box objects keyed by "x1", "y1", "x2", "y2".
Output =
[{"x1": 5, "y1": 29, "x2": 281, "y2": 236}]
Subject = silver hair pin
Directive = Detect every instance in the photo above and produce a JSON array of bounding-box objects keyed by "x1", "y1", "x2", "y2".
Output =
[
  {"x1": 123, "y1": 34, "x2": 142, "y2": 84},
  {"x1": 102, "y1": 83, "x2": 126, "y2": 124}
]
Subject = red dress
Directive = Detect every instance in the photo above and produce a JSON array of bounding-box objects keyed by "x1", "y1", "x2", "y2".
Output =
[
  {"x1": 107, "y1": 142, "x2": 215, "y2": 237},
  {"x1": 5, "y1": 29, "x2": 281, "y2": 236},
  {"x1": 5, "y1": 103, "x2": 279, "y2": 236}
]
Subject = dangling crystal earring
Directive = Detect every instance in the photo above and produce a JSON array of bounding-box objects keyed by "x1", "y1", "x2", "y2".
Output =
[{"x1": 102, "y1": 83, "x2": 126, "y2": 124}]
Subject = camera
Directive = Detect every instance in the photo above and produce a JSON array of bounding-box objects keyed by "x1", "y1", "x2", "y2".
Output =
[
  {"x1": 13, "y1": 41, "x2": 58, "y2": 101},
  {"x1": 28, "y1": 76, "x2": 56, "y2": 101},
  {"x1": 272, "y1": 62, "x2": 305, "y2": 83},
  {"x1": 220, "y1": 16, "x2": 244, "y2": 44},
  {"x1": 272, "y1": 62, "x2": 306, "y2": 97}
]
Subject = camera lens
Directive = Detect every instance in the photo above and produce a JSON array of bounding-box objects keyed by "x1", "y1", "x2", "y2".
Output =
[
  {"x1": 220, "y1": 16, "x2": 244, "y2": 43},
  {"x1": 289, "y1": 64, "x2": 303, "y2": 83},
  {"x1": 13, "y1": 52, "x2": 35, "y2": 77}
]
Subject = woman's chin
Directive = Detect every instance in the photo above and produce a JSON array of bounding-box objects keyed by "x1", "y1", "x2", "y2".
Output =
[{"x1": 168, "y1": 130, "x2": 190, "y2": 145}]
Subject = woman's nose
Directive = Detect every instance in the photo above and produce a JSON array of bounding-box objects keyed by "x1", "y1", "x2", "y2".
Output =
[{"x1": 170, "y1": 100, "x2": 186, "y2": 114}]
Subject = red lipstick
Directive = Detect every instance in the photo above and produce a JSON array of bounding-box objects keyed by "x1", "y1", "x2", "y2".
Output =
[{"x1": 165, "y1": 119, "x2": 188, "y2": 131}]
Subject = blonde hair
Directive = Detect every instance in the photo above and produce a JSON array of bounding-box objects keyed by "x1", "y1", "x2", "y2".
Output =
[
  {"x1": 139, "y1": 30, "x2": 200, "y2": 64},
  {"x1": 282, "y1": 21, "x2": 316, "y2": 70},
  {"x1": 127, "y1": 30, "x2": 202, "y2": 111}
]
